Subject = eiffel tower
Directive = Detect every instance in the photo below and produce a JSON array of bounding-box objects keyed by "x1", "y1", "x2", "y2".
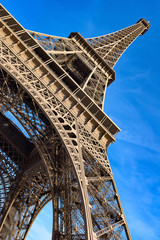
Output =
[{"x1": 0, "y1": 4, "x2": 150, "y2": 240}]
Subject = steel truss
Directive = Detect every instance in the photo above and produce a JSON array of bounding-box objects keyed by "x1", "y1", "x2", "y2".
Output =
[{"x1": 0, "y1": 4, "x2": 150, "y2": 240}]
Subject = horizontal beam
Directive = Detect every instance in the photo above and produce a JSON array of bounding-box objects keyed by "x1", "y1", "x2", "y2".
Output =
[{"x1": 96, "y1": 219, "x2": 124, "y2": 237}]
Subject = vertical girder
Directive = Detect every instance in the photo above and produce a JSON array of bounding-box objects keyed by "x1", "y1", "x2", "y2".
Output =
[{"x1": 0, "y1": 3, "x2": 150, "y2": 240}]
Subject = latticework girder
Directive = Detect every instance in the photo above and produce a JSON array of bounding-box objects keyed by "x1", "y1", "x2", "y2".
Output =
[
  {"x1": 86, "y1": 19, "x2": 150, "y2": 68},
  {"x1": 0, "y1": 4, "x2": 150, "y2": 240},
  {"x1": 28, "y1": 19, "x2": 150, "y2": 110}
]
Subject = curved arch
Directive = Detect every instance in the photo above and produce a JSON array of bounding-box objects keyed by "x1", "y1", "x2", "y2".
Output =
[
  {"x1": 0, "y1": 61, "x2": 89, "y2": 238},
  {"x1": 25, "y1": 196, "x2": 52, "y2": 239},
  {"x1": 0, "y1": 61, "x2": 128, "y2": 239},
  {"x1": 0, "y1": 70, "x2": 56, "y2": 237}
]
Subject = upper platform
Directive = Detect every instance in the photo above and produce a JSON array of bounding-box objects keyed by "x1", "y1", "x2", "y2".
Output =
[{"x1": 137, "y1": 18, "x2": 150, "y2": 35}]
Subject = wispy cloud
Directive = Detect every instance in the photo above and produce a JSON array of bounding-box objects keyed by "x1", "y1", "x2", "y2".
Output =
[
  {"x1": 112, "y1": 155, "x2": 160, "y2": 240},
  {"x1": 128, "y1": 212, "x2": 159, "y2": 240},
  {"x1": 118, "y1": 125, "x2": 160, "y2": 152},
  {"x1": 107, "y1": 82, "x2": 160, "y2": 153},
  {"x1": 117, "y1": 68, "x2": 151, "y2": 83},
  {"x1": 85, "y1": 21, "x2": 96, "y2": 35}
]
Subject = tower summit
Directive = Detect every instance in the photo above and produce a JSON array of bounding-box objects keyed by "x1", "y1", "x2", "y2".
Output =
[
  {"x1": 0, "y1": 4, "x2": 150, "y2": 240},
  {"x1": 29, "y1": 18, "x2": 150, "y2": 109}
]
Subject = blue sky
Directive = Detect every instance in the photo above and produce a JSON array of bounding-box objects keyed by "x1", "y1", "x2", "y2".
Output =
[{"x1": 1, "y1": 0, "x2": 160, "y2": 239}]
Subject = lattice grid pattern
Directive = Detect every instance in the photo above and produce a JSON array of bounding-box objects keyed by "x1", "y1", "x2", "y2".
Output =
[{"x1": 0, "y1": 4, "x2": 150, "y2": 240}]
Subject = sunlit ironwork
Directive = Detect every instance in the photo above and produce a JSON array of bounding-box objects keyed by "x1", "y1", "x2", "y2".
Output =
[{"x1": 0, "y1": 4, "x2": 150, "y2": 239}]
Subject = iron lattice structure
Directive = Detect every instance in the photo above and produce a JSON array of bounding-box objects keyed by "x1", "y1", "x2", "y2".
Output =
[{"x1": 0, "y1": 4, "x2": 150, "y2": 240}]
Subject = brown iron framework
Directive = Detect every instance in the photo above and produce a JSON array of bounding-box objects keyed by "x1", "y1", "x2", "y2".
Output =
[{"x1": 0, "y1": 4, "x2": 150, "y2": 240}]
